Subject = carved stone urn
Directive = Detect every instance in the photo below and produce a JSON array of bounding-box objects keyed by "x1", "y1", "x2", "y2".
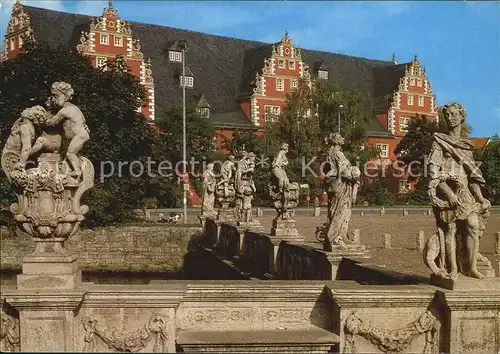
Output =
[
  {"x1": 215, "y1": 183, "x2": 236, "y2": 221},
  {"x1": 10, "y1": 153, "x2": 94, "y2": 254},
  {"x1": 8, "y1": 153, "x2": 94, "y2": 290}
]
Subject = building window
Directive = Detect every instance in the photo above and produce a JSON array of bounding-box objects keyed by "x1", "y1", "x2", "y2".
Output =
[
  {"x1": 10, "y1": 37, "x2": 15, "y2": 50},
  {"x1": 278, "y1": 59, "x2": 285, "y2": 68},
  {"x1": 180, "y1": 76, "x2": 194, "y2": 87},
  {"x1": 407, "y1": 94, "x2": 414, "y2": 105},
  {"x1": 417, "y1": 79, "x2": 423, "y2": 87},
  {"x1": 418, "y1": 96, "x2": 424, "y2": 107},
  {"x1": 399, "y1": 180, "x2": 410, "y2": 194},
  {"x1": 100, "y1": 34, "x2": 109, "y2": 45},
  {"x1": 96, "y1": 57, "x2": 107, "y2": 68},
  {"x1": 376, "y1": 143, "x2": 389, "y2": 158},
  {"x1": 114, "y1": 36, "x2": 123, "y2": 46},
  {"x1": 276, "y1": 78, "x2": 284, "y2": 91},
  {"x1": 197, "y1": 107, "x2": 210, "y2": 118},
  {"x1": 169, "y1": 51, "x2": 182, "y2": 62},
  {"x1": 288, "y1": 60, "x2": 296, "y2": 70},
  {"x1": 18, "y1": 35, "x2": 23, "y2": 48},
  {"x1": 264, "y1": 105, "x2": 280, "y2": 121},
  {"x1": 410, "y1": 77, "x2": 415, "y2": 86},
  {"x1": 399, "y1": 117, "x2": 412, "y2": 132},
  {"x1": 318, "y1": 70, "x2": 328, "y2": 80},
  {"x1": 291, "y1": 80, "x2": 298, "y2": 91}
]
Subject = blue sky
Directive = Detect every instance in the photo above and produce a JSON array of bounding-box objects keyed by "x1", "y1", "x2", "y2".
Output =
[{"x1": 1, "y1": 0, "x2": 499, "y2": 137}]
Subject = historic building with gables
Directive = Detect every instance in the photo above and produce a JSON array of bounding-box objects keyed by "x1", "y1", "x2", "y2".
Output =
[{"x1": 2, "y1": 1, "x2": 439, "y2": 197}]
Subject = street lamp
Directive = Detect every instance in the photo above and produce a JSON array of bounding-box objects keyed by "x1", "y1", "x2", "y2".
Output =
[
  {"x1": 179, "y1": 39, "x2": 188, "y2": 223},
  {"x1": 338, "y1": 104, "x2": 344, "y2": 134}
]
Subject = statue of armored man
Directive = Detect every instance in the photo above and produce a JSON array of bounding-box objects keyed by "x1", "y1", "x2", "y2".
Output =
[
  {"x1": 1, "y1": 82, "x2": 94, "y2": 255},
  {"x1": 424, "y1": 103, "x2": 494, "y2": 281}
]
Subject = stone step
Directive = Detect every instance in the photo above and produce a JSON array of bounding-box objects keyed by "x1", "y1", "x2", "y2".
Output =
[{"x1": 177, "y1": 328, "x2": 339, "y2": 352}]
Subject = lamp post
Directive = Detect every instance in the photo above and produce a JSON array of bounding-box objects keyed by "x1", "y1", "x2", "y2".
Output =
[{"x1": 179, "y1": 39, "x2": 188, "y2": 223}]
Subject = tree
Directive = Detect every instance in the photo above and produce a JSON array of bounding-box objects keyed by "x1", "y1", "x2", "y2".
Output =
[
  {"x1": 0, "y1": 40, "x2": 157, "y2": 227},
  {"x1": 477, "y1": 134, "x2": 500, "y2": 204}
]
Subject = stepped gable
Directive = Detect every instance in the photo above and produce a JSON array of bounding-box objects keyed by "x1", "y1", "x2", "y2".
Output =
[
  {"x1": 23, "y1": 5, "x2": 395, "y2": 130},
  {"x1": 372, "y1": 63, "x2": 408, "y2": 110}
]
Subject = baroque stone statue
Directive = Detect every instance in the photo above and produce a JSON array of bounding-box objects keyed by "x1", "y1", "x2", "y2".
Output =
[
  {"x1": 321, "y1": 133, "x2": 360, "y2": 251},
  {"x1": 201, "y1": 163, "x2": 217, "y2": 218},
  {"x1": 1, "y1": 81, "x2": 94, "y2": 255},
  {"x1": 215, "y1": 156, "x2": 236, "y2": 221},
  {"x1": 268, "y1": 143, "x2": 300, "y2": 220},
  {"x1": 424, "y1": 103, "x2": 493, "y2": 281},
  {"x1": 235, "y1": 150, "x2": 256, "y2": 223}
]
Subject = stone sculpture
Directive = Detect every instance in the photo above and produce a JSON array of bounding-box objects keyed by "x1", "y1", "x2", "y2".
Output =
[
  {"x1": 235, "y1": 151, "x2": 257, "y2": 223},
  {"x1": 201, "y1": 163, "x2": 217, "y2": 218},
  {"x1": 215, "y1": 156, "x2": 236, "y2": 221},
  {"x1": 0, "y1": 312, "x2": 20, "y2": 352},
  {"x1": 424, "y1": 103, "x2": 493, "y2": 281},
  {"x1": 321, "y1": 133, "x2": 361, "y2": 251},
  {"x1": 268, "y1": 143, "x2": 300, "y2": 220},
  {"x1": 0, "y1": 81, "x2": 94, "y2": 256}
]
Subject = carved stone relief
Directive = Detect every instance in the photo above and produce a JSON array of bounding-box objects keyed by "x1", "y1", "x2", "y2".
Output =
[
  {"x1": 0, "y1": 312, "x2": 20, "y2": 352},
  {"x1": 343, "y1": 310, "x2": 440, "y2": 353},
  {"x1": 82, "y1": 314, "x2": 169, "y2": 352}
]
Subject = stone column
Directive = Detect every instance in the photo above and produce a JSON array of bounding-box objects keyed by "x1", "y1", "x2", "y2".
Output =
[
  {"x1": 7, "y1": 291, "x2": 85, "y2": 351},
  {"x1": 495, "y1": 232, "x2": 500, "y2": 255}
]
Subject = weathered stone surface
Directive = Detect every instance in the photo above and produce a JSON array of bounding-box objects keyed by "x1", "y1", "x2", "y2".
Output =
[{"x1": 270, "y1": 219, "x2": 303, "y2": 242}]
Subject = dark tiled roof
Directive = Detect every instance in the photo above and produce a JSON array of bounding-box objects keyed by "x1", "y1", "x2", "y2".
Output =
[
  {"x1": 210, "y1": 110, "x2": 257, "y2": 130},
  {"x1": 372, "y1": 63, "x2": 408, "y2": 110},
  {"x1": 23, "y1": 5, "x2": 394, "y2": 130},
  {"x1": 366, "y1": 116, "x2": 393, "y2": 138}
]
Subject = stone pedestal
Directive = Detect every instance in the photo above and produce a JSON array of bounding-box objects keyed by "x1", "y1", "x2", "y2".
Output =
[
  {"x1": 7, "y1": 291, "x2": 85, "y2": 352},
  {"x1": 431, "y1": 261, "x2": 496, "y2": 290},
  {"x1": 236, "y1": 219, "x2": 265, "y2": 232},
  {"x1": 325, "y1": 244, "x2": 370, "y2": 280},
  {"x1": 217, "y1": 207, "x2": 236, "y2": 222},
  {"x1": 17, "y1": 253, "x2": 81, "y2": 291},
  {"x1": 270, "y1": 218, "x2": 304, "y2": 242},
  {"x1": 438, "y1": 277, "x2": 500, "y2": 354}
]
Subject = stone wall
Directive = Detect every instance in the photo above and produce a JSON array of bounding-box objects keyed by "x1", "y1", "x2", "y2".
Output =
[{"x1": 0, "y1": 225, "x2": 201, "y2": 272}]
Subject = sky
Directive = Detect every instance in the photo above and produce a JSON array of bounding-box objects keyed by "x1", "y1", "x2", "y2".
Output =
[{"x1": 1, "y1": 0, "x2": 499, "y2": 137}]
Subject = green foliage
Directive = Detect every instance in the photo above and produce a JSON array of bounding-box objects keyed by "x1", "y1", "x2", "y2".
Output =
[
  {"x1": 407, "y1": 178, "x2": 431, "y2": 205},
  {"x1": 477, "y1": 134, "x2": 500, "y2": 204},
  {"x1": 359, "y1": 179, "x2": 395, "y2": 206},
  {"x1": 0, "y1": 40, "x2": 157, "y2": 227}
]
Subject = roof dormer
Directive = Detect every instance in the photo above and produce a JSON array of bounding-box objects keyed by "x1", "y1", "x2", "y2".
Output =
[
  {"x1": 167, "y1": 40, "x2": 183, "y2": 62},
  {"x1": 178, "y1": 67, "x2": 194, "y2": 88},
  {"x1": 197, "y1": 94, "x2": 211, "y2": 118},
  {"x1": 314, "y1": 61, "x2": 329, "y2": 80}
]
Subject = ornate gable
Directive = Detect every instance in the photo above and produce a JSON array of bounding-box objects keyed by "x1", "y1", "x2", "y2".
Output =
[{"x1": 1, "y1": 1, "x2": 34, "y2": 60}]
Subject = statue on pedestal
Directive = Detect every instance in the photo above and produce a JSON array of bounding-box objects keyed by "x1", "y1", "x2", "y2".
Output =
[
  {"x1": 268, "y1": 143, "x2": 299, "y2": 220},
  {"x1": 200, "y1": 163, "x2": 217, "y2": 218},
  {"x1": 321, "y1": 133, "x2": 360, "y2": 251},
  {"x1": 235, "y1": 151, "x2": 256, "y2": 223},
  {"x1": 215, "y1": 156, "x2": 236, "y2": 221},
  {"x1": 1, "y1": 81, "x2": 94, "y2": 256},
  {"x1": 424, "y1": 103, "x2": 493, "y2": 281}
]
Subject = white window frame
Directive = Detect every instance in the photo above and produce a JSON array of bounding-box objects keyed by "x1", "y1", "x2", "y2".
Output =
[
  {"x1": 100, "y1": 34, "x2": 109, "y2": 45},
  {"x1": 264, "y1": 105, "x2": 280, "y2": 122},
  {"x1": 418, "y1": 96, "x2": 424, "y2": 107},
  {"x1": 288, "y1": 60, "x2": 296, "y2": 70},
  {"x1": 114, "y1": 36, "x2": 123, "y2": 47},
  {"x1": 407, "y1": 94, "x2": 414, "y2": 105},
  {"x1": 291, "y1": 80, "x2": 298, "y2": 91},
  {"x1": 169, "y1": 51, "x2": 182, "y2": 62},
  {"x1": 276, "y1": 78, "x2": 284, "y2": 91},
  {"x1": 410, "y1": 77, "x2": 415, "y2": 86},
  {"x1": 318, "y1": 70, "x2": 328, "y2": 80},
  {"x1": 96, "y1": 56, "x2": 107, "y2": 68},
  {"x1": 197, "y1": 107, "x2": 210, "y2": 118},
  {"x1": 180, "y1": 76, "x2": 194, "y2": 88},
  {"x1": 399, "y1": 117, "x2": 412, "y2": 132},
  {"x1": 417, "y1": 78, "x2": 423, "y2": 87},
  {"x1": 376, "y1": 143, "x2": 389, "y2": 158},
  {"x1": 399, "y1": 180, "x2": 410, "y2": 194},
  {"x1": 278, "y1": 59, "x2": 285, "y2": 68}
]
